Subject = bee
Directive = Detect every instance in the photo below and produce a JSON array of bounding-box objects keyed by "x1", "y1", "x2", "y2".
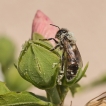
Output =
[
  {"x1": 40, "y1": 24, "x2": 83, "y2": 84},
  {"x1": 86, "y1": 92, "x2": 106, "y2": 106}
]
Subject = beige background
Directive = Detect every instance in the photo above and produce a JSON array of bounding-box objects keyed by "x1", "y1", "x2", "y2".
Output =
[{"x1": 0, "y1": 0, "x2": 106, "y2": 106}]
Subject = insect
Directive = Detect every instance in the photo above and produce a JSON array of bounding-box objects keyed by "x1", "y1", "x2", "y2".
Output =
[
  {"x1": 40, "y1": 24, "x2": 83, "y2": 84},
  {"x1": 86, "y1": 92, "x2": 106, "y2": 106}
]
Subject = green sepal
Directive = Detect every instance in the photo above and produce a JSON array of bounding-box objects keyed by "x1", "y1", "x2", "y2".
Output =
[
  {"x1": 32, "y1": 33, "x2": 45, "y2": 40},
  {"x1": 32, "y1": 33, "x2": 61, "y2": 57},
  {"x1": 69, "y1": 83, "x2": 80, "y2": 97},
  {"x1": 17, "y1": 39, "x2": 60, "y2": 89},
  {"x1": 62, "y1": 63, "x2": 89, "y2": 86},
  {"x1": 74, "y1": 62, "x2": 89, "y2": 83}
]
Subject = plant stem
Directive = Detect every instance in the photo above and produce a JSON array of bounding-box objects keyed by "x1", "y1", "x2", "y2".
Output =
[
  {"x1": 56, "y1": 85, "x2": 69, "y2": 105},
  {"x1": 46, "y1": 86, "x2": 61, "y2": 105}
]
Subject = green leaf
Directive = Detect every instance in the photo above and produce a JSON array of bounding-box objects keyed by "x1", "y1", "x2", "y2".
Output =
[
  {"x1": 33, "y1": 94, "x2": 48, "y2": 102},
  {"x1": 90, "y1": 74, "x2": 106, "y2": 87},
  {"x1": 0, "y1": 91, "x2": 54, "y2": 106},
  {"x1": 80, "y1": 69, "x2": 106, "y2": 91},
  {"x1": 0, "y1": 81, "x2": 10, "y2": 95},
  {"x1": 69, "y1": 83, "x2": 80, "y2": 97},
  {"x1": 0, "y1": 82, "x2": 53, "y2": 106},
  {"x1": 18, "y1": 39, "x2": 60, "y2": 89},
  {"x1": 0, "y1": 36, "x2": 15, "y2": 71}
]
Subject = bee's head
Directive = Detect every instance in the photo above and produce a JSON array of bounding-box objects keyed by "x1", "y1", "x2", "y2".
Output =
[
  {"x1": 50, "y1": 24, "x2": 76, "y2": 43},
  {"x1": 55, "y1": 28, "x2": 68, "y2": 40}
]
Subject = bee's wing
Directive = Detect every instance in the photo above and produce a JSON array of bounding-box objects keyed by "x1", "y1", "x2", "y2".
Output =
[
  {"x1": 86, "y1": 92, "x2": 106, "y2": 106},
  {"x1": 72, "y1": 44, "x2": 83, "y2": 68}
]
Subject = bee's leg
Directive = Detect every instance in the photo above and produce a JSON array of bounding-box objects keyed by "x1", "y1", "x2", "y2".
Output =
[
  {"x1": 39, "y1": 38, "x2": 58, "y2": 44},
  {"x1": 50, "y1": 44, "x2": 60, "y2": 51},
  {"x1": 60, "y1": 50, "x2": 65, "y2": 73},
  {"x1": 57, "y1": 51, "x2": 65, "y2": 85}
]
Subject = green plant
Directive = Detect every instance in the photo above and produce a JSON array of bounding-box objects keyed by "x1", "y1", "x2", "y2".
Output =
[{"x1": 0, "y1": 10, "x2": 88, "y2": 106}]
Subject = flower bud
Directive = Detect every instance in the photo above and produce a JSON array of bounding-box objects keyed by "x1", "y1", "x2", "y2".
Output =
[{"x1": 17, "y1": 39, "x2": 60, "y2": 89}]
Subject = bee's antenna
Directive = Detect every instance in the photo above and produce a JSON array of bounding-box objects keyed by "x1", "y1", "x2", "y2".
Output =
[
  {"x1": 70, "y1": 101, "x2": 72, "y2": 106},
  {"x1": 50, "y1": 24, "x2": 60, "y2": 30}
]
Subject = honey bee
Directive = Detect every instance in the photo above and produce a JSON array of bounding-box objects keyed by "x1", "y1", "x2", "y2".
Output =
[{"x1": 40, "y1": 24, "x2": 83, "y2": 84}]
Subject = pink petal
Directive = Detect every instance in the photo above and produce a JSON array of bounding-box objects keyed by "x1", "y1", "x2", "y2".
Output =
[{"x1": 32, "y1": 10, "x2": 58, "y2": 44}]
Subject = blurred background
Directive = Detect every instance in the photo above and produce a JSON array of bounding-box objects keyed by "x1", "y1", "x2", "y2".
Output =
[{"x1": 0, "y1": 0, "x2": 106, "y2": 106}]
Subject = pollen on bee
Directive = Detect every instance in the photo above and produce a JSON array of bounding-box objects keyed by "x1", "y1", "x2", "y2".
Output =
[
  {"x1": 71, "y1": 71, "x2": 74, "y2": 75},
  {"x1": 59, "y1": 70, "x2": 64, "y2": 74},
  {"x1": 57, "y1": 74, "x2": 64, "y2": 85},
  {"x1": 52, "y1": 63, "x2": 57, "y2": 68},
  {"x1": 59, "y1": 75, "x2": 64, "y2": 79},
  {"x1": 57, "y1": 80, "x2": 62, "y2": 85}
]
